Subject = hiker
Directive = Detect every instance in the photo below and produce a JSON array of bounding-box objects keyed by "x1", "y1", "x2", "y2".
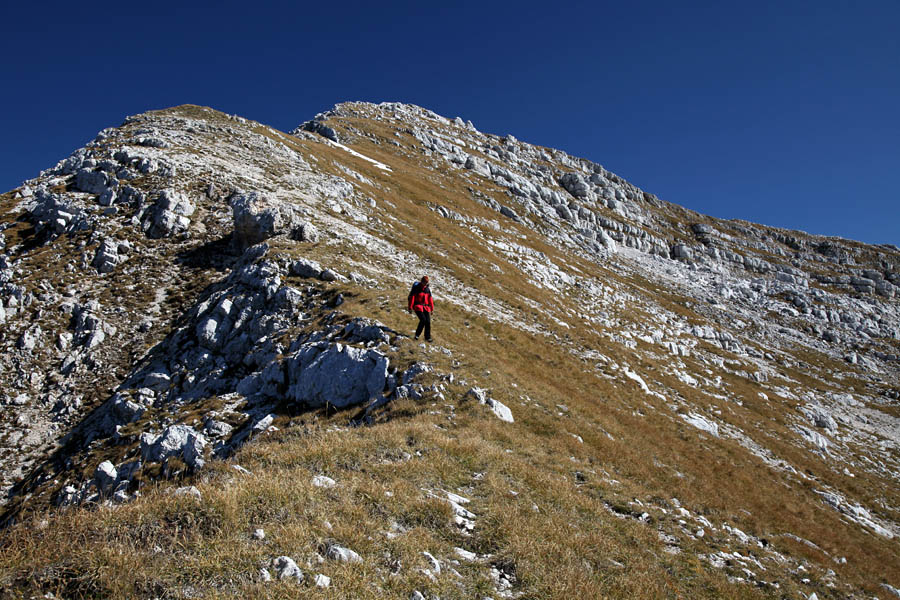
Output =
[{"x1": 408, "y1": 275, "x2": 434, "y2": 342}]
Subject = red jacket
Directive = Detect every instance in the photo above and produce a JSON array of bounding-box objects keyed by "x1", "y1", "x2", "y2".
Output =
[{"x1": 408, "y1": 282, "x2": 434, "y2": 313}]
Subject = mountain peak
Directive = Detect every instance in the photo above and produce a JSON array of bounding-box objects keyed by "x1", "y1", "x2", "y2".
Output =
[{"x1": 0, "y1": 101, "x2": 897, "y2": 598}]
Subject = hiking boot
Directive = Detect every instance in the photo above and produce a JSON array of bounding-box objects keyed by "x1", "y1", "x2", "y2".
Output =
[
  {"x1": 414, "y1": 335, "x2": 420, "y2": 340},
  {"x1": 425, "y1": 337, "x2": 433, "y2": 343}
]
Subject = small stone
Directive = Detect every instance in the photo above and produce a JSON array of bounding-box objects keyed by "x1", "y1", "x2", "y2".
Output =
[
  {"x1": 272, "y1": 556, "x2": 304, "y2": 582},
  {"x1": 252, "y1": 528, "x2": 265, "y2": 540},
  {"x1": 174, "y1": 486, "x2": 202, "y2": 500},
  {"x1": 326, "y1": 542, "x2": 362, "y2": 563},
  {"x1": 422, "y1": 551, "x2": 441, "y2": 574},
  {"x1": 314, "y1": 574, "x2": 331, "y2": 588},
  {"x1": 312, "y1": 475, "x2": 336, "y2": 488},
  {"x1": 454, "y1": 547, "x2": 478, "y2": 562}
]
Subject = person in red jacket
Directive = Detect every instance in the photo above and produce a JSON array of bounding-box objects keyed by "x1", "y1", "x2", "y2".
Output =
[{"x1": 407, "y1": 275, "x2": 434, "y2": 342}]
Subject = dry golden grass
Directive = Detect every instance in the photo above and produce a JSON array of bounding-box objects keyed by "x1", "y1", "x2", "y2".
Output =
[{"x1": 0, "y1": 399, "x2": 787, "y2": 599}]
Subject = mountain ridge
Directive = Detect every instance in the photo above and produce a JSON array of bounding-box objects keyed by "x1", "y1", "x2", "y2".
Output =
[{"x1": 0, "y1": 101, "x2": 897, "y2": 599}]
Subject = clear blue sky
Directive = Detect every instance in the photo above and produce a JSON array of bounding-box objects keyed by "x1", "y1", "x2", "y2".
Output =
[{"x1": 2, "y1": 1, "x2": 898, "y2": 245}]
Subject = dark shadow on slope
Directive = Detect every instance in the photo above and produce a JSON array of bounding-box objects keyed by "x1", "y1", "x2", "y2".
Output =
[{"x1": 175, "y1": 233, "x2": 240, "y2": 272}]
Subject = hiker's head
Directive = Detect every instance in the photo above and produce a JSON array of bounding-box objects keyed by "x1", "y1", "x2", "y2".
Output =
[{"x1": 422, "y1": 275, "x2": 429, "y2": 284}]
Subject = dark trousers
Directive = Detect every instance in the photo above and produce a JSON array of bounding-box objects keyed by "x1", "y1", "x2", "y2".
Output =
[{"x1": 415, "y1": 310, "x2": 431, "y2": 340}]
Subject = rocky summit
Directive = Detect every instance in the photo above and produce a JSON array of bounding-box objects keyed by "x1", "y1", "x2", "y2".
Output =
[{"x1": 0, "y1": 102, "x2": 897, "y2": 599}]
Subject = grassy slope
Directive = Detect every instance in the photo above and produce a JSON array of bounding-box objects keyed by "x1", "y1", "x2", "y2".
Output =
[{"x1": 0, "y1": 105, "x2": 897, "y2": 599}]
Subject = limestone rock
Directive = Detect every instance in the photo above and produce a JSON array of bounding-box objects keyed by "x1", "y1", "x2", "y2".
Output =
[
  {"x1": 671, "y1": 244, "x2": 693, "y2": 260},
  {"x1": 312, "y1": 475, "x2": 336, "y2": 488},
  {"x1": 142, "y1": 189, "x2": 194, "y2": 238},
  {"x1": 464, "y1": 155, "x2": 491, "y2": 177},
  {"x1": 140, "y1": 425, "x2": 207, "y2": 469},
  {"x1": 231, "y1": 191, "x2": 304, "y2": 248},
  {"x1": 272, "y1": 556, "x2": 304, "y2": 581},
  {"x1": 558, "y1": 172, "x2": 591, "y2": 198},
  {"x1": 802, "y1": 404, "x2": 838, "y2": 432},
  {"x1": 17, "y1": 326, "x2": 41, "y2": 351},
  {"x1": 681, "y1": 413, "x2": 719, "y2": 437},
  {"x1": 73, "y1": 168, "x2": 111, "y2": 195},
  {"x1": 28, "y1": 189, "x2": 91, "y2": 236},
  {"x1": 285, "y1": 343, "x2": 389, "y2": 408},
  {"x1": 295, "y1": 118, "x2": 338, "y2": 142},
  {"x1": 343, "y1": 318, "x2": 391, "y2": 344},
  {"x1": 91, "y1": 238, "x2": 122, "y2": 274},
  {"x1": 93, "y1": 460, "x2": 117, "y2": 494},
  {"x1": 289, "y1": 258, "x2": 322, "y2": 278},
  {"x1": 466, "y1": 387, "x2": 514, "y2": 423},
  {"x1": 325, "y1": 542, "x2": 362, "y2": 563},
  {"x1": 174, "y1": 486, "x2": 202, "y2": 500}
]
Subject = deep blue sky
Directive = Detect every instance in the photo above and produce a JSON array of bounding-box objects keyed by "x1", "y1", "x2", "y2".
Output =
[{"x1": 2, "y1": 1, "x2": 898, "y2": 246}]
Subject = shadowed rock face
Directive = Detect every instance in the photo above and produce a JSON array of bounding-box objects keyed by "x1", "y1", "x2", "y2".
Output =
[
  {"x1": 0, "y1": 101, "x2": 898, "y2": 596},
  {"x1": 231, "y1": 191, "x2": 300, "y2": 248}
]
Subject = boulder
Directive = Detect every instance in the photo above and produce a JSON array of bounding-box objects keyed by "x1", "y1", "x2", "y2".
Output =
[
  {"x1": 292, "y1": 221, "x2": 319, "y2": 243},
  {"x1": 296, "y1": 119, "x2": 338, "y2": 142},
  {"x1": 499, "y1": 205, "x2": 521, "y2": 222},
  {"x1": 232, "y1": 191, "x2": 303, "y2": 248},
  {"x1": 290, "y1": 258, "x2": 323, "y2": 278},
  {"x1": 203, "y1": 419, "x2": 233, "y2": 438},
  {"x1": 17, "y1": 326, "x2": 40, "y2": 351},
  {"x1": 29, "y1": 190, "x2": 90, "y2": 236},
  {"x1": 285, "y1": 343, "x2": 389, "y2": 408},
  {"x1": 143, "y1": 189, "x2": 194, "y2": 238},
  {"x1": 91, "y1": 239, "x2": 121, "y2": 274},
  {"x1": 73, "y1": 169, "x2": 110, "y2": 195},
  {"x1": 140, "y1": 424, "x2": 207, "y2": 469},
  {"x1": 343, "y1": 318, "x2": 391, "y2": 344},
  {"x1": 802, "y1": 405, "x2": 838, "y2": 432},
  {"x1": 464, "y1": 156, "x2": 492, "y2": 177},
  {"x1": 558, "y1": 173, "x2": 591, "y2": 198},
  {"x1": 110, "y1": 394, "x2": 144, "y2": 424},
  {"x1": 671, "y1": 243, "x2": 693, "y2": 260}
]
